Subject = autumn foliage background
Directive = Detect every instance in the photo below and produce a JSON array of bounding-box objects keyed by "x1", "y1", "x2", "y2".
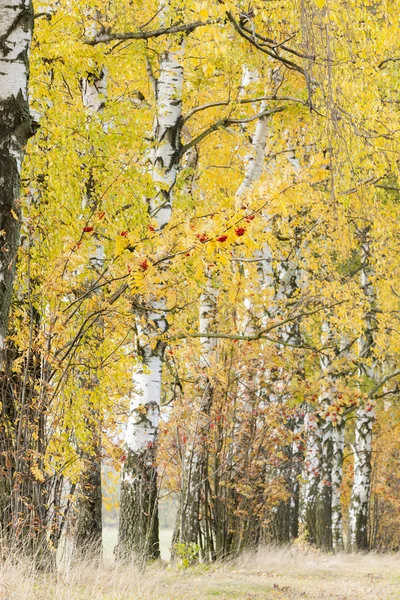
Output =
[{"x1": 1, "y1": 0, "x2": 400, "y2": 575}]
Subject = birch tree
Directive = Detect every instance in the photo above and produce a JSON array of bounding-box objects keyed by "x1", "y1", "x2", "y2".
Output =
[
  {"x1": 118, "y1": 18, "x2": 185, "y2": 561},
  {"x1": 74, "y1": 21, "x2": 107, "y2": 554},
  {"x1": 0, "y1": 0, "x2": 36, "y2": 546},
  {"x1": 349, "y1": 226, "x2": 378, "y2": 551},
  {"x1": 0, "y1": 0, "x2": 36, "y2": 362}
]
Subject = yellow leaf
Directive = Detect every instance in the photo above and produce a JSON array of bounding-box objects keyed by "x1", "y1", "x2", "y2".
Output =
[
  {"x1": 200, "y1": 8, "x2": 208, "y2": 19},
  {"x1": 115, "y1": 235, "x2": 130, "y2": 257},
  {"x1": 314, "y1": 0, "x2": 325, "y2": 7},
  {"x1": 31, "y1": 465, "x2": 45, "y2": 483}
]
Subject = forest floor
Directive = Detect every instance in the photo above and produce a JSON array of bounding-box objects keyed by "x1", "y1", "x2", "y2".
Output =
[{"x1": 1, "y1": 546, "x2": 399, "y2": 600}]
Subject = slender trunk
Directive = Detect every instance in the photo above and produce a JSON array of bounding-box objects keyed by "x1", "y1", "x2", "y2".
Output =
[
  {"x1": 349, "y1": 227, "x2": 377, "y2": 551},
  {"x1": 315, "y1": 418, "x2": 333, "y2": 550},
  {"x1": 75, "y1": 449, "x2": 103, "y2": 553},
  {"x1": 331, "y1": 421, "x2": 344, "y2": 550},
  {"x1": 118, "y1": 40, "x2": 184, "y2": 561},
  {"x1": 266, "y1": 116, "x2": 306, "y2": 544},
  {"x1": 349, "y1": 404, "x2": 374, "y2": 550},
  {"x1": 74, "y1": 54, "x2": 107, "y2": 556},
  {"x1": 269, "y1": 411, "x2": 303, "y2": 543},
  {"x1": 314, "y1": 323, "x2": 334, "y2": 551},
  {"x1": 299, "y1": 410, "x2": 321, "y2": 544},
  {"x1": 0, "y1": 0, "x2": 35, "y2": 361}
]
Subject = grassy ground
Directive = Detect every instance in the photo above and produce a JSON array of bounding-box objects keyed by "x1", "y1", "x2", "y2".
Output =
[{"x1": 1, "y1": 546, "x2": 399, "y2": 600}]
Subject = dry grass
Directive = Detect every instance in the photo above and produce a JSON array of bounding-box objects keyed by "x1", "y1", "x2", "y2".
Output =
[{"x1": 0, "y1": 546, "x2": 399, "y2": 599}]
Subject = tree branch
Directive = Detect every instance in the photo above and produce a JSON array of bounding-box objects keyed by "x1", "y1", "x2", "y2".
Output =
[
  {"x1": 85, "y1": 19, "x2": 220, "y2": 45},
  {"x1": 378, "y1": 56, "x2": 400, "y2": 69},
  {"x1": 179, "y1": 106, "x2": 286, "y2": 157},
  {"x1": 226, "y1": 11, "x2": 306, "y2": 76},
  {"x1": 240, "y1": 24, "x2": 314, "y2": 60},
  {"x1": 183, "y1": 95, "x2": 307, "y2": 123},
  {"x1": 370, "y1": 369, "x2": 400, "y2": 397},
  {"x1": 170, "y1": 301, "x2": 346, "y2": 346}
]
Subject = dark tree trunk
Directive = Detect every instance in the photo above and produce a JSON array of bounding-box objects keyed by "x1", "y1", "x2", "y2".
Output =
[
  {"x1": 117, "y1": 445, "x2": 160, "y2": 561},
  {"x1": 75, "y1": 450, "x2": 103, "y2": 557},
  {"x1": 315, "y1": 421, "x2": 333, "y2": 550},
  {"x1": 0, "y1": 0, "x2": 36, "y2": 359}
]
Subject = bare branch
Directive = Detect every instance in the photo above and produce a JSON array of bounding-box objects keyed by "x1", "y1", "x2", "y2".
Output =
[
  {"x1": 85, "y1": 19, "x2": 220, "y2": 45},
  {"x1": 170, "y1": 300, "x2": 346, "y2": 346},
  {"x1": 183, "y1": 95, "x2": 307, "y2": 123},
  {"x1": 145, "y1": 56, "x2": 157, "y2": 95},
  {"x1": 240, "y1": 24, "x2": 314, "y2": 60},
  {"x1": 370, "y1": 369, "x2": 400, "y2": 398},
  {"x1": 226, "y1": 11, "x2": 306, "y2": 76},
  {"x1": 179, "y1": 106, "x2": 286, "y2": 157},
  {"x1": 378, "y1": 56, "x2": 400, "y2": 69}
]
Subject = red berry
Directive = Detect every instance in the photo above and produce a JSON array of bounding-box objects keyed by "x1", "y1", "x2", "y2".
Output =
[
  {"x1": 245, "y1": 215, "x2": 255, "y2": 222},
  {"x1": 196, "y1": 233, "x2": 208, "y2": 243},
  {"x1": 148, "y1": 225, "x2": 155, "y2": 232},
  {"x1": 235, "y1": 227, "x2": 246, "y2": 237},
  {"x1": 216, "y1": 234, "x2": 228, "y2": 242},
  {"x1": 139, "y1": 259, "x2": 149, "y2": 271},
  {"x1": 83, "y1": 226, "x2": 94, "y2": 233},
  {"x1": 120, "y1": 231, "x2": 128, "y2": 237}
]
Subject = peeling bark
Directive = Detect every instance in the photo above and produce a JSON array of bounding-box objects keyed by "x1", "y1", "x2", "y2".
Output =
[
  {"x1": 0, "y1": 0, "x2": 35, "y2": 362},
  {"x1": 349, "y1": 404, "x2": 374, "y2": 550}
]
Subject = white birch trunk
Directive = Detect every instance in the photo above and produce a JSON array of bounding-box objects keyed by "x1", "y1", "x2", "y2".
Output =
[
  {"x1": 0, "y1": 0, "x2": 35, "y2": 360},
  {"x1": 349, "y1": 228, "x2": 377, "y2": 551},
  {"x1": 119, "y1": 33, "x2": 184, "y2": 561},
  {"x1": 235, "y1": 106, "x2": 269, "y2": 198},
  {"x1": 312, "y1": 322, "x2": 333, "y2": 550},
  {"x1": 349, "y1": 404, "x2": 374, "y2": 550},
  {"x1": 329, "y1": 334, "x2": 349, "y2": 551},
  {"x1": 315, "y1": 415, "x2": 333, "y2": 549},
  {"x1": 331, "y1": 420, "x2": 344, "y2": 550},
  {"x1": 299, "y1": 409, "x2": 321, "y2": 544}
]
